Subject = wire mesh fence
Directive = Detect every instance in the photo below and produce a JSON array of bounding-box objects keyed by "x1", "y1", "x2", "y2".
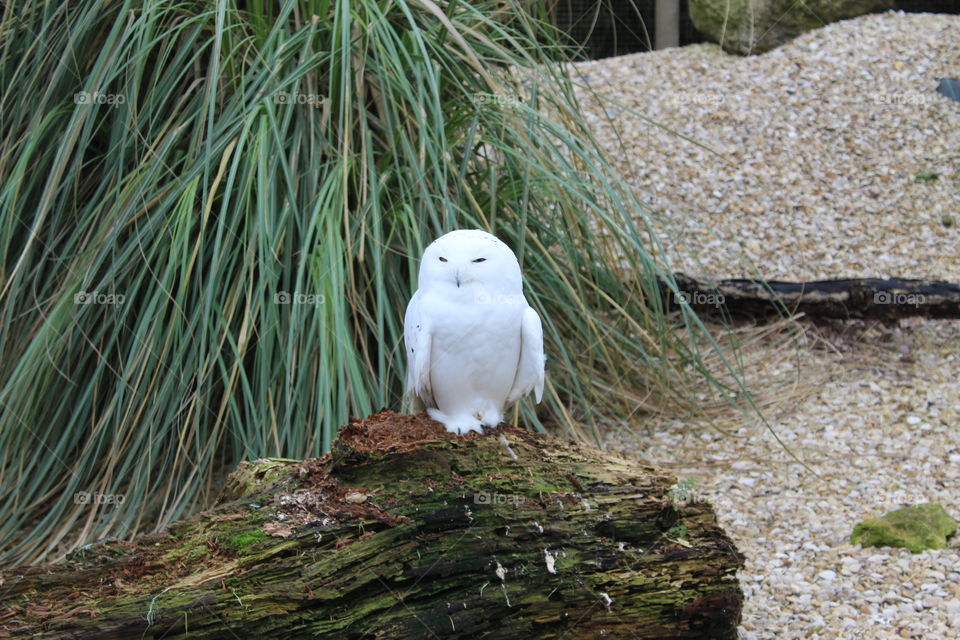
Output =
[{"x1": 551, "y1": 0, "x2": 960, "y2": 59}]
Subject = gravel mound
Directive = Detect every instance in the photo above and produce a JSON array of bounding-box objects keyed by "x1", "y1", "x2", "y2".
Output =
[{"x1": 573, "y1": 11, "x2": 960, "y2": 282}]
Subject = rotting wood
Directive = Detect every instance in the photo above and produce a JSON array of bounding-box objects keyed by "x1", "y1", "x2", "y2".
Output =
[{"x1": 0, "y1": 411, "x2": 744, "y2": 639}]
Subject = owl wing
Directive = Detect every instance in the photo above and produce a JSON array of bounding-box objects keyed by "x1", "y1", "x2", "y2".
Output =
[
  {"x1": 403, "y1": 289, "x2": 434, "y2": 410},
  {"x1": 507, "y1": 305, "x2": 545, "y2": 404}
]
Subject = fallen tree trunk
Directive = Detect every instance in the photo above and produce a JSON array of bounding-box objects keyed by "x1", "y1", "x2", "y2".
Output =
[
  {"x1": 0, "y1": 412, "x2": 744, "y2": 639},
  {"x1": 662, "y1": 274, "x2": 960, "y2": 320}
]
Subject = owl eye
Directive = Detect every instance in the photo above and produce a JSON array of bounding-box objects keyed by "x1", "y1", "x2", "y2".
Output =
[
  {"x1": 472, "y1": 258, "x2": 486, "y2": 263},
  {"x1": 438, "y1": 257, "x2": 447, "y2": 262}
]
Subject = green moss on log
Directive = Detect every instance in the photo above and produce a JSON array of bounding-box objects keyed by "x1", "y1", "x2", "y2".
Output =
[{"x1": 227, "y1": 529, "x2": 269, "y2": 553}]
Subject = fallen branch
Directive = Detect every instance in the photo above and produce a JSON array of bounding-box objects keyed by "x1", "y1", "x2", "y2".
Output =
[{"x1": 663, "y1": 275, "x2": 960, "y2": 320}]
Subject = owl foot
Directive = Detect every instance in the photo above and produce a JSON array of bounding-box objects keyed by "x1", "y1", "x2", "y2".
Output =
[
  {"x1": 428, "y1": 408, "x2": 483, "y2": 435},
  {"x1": 479, "y1": 409, "x2": 504, "y2": 428}
]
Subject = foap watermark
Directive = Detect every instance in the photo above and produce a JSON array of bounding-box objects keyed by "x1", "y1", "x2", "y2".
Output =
[
  {"x1": 675, "y1": 290, "x2": 725, "y2": 307},
  {"x1": 274, "y1": 91, "x2": 324, "y2": 106},
  {"x1": 274, "y1": 291, "x2": 326, "y2": 305},
  {"x1": 670, "y1": 92, "x2": 725, "y2": 107},
  {"x1": 668, "y1": 478, "x2": 707, "y2": 507},
  {"x1": 74, "y1": 290, "x2": 125, "y2": 305},
  {"x1": 471, "y1": 93, "x2": 524, "y2": 109},
  {"x1": 871, "y1": 92, "x2": 929, "y2": 106},
  {"x1": 474, "y1": 292, "x2": 525, "y2": 305},
  {"x1": 74, "y1": 91, "x2": 125, "y2": 107},
  {"x1": 874, "y1": 291, "x2": 926, "y2": 307},
  {"x1": 74, "y1": 491, "x2": 125, "y2": 505},
  {"x1": 474, "y1": 491, "x2": 525, "y2": 506}
]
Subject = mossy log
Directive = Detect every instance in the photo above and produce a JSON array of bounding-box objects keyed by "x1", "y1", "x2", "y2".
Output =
[
  {"x1": 664, "y1": 274, "x2": 960, "y2": 320},
  {"x1": 0, "y1": 412, "x2": 744, "y2": 639}
]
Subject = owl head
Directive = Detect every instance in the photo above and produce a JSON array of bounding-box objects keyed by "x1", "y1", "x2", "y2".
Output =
[{"x1": 417, "y1": 229, "x2": 523, "y2": 295}]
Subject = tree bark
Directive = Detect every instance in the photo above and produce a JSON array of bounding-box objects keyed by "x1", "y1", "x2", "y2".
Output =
[
  {"x1": 0, "y1": 412, "x2": 744, "y2": 639},
  {"x1": 663, "y1": 274, "x2": 960, "y2": 320}
]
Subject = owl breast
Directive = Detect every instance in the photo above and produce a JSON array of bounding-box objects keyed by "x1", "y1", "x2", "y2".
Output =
[{"x1": 422, "y1": 289, "x2": 525, "y2": 420}]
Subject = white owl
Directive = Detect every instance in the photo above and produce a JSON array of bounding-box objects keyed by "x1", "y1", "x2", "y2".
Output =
[{"x1": 404, "y1": 229, "x2": 546, "y2": 434}]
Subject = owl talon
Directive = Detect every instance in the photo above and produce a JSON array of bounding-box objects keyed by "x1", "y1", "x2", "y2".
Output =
[
  {"x1": 427, "y1": 408, "x2": 483, "y2": 435},
  {"x1": 478, "y1": 410, "x2": 503, "y2": 428}
]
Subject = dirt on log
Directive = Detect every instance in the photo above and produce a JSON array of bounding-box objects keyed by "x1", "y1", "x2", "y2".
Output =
[
  {"x1": 663, "y1": 274, "x2": 960, "y2": 320},
  {"x1": 0, "y1": 412, "x2": 744, "y2": 639}
]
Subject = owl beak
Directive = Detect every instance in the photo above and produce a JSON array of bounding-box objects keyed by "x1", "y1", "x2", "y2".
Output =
[{"x1": 455, "y1": 269, "x2": 462, "y2": 288}]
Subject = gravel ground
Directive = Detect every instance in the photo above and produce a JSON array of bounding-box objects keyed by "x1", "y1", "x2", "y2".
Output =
[
  {"x1": 607, "y1": 318, "x2": 960, "y2": 639},
  {"x1": 572, "y1": 11, "x2": 960, "y2": 282},
  {"x1": 577, "y1": 11, "x2": 960, "y2": 640}
]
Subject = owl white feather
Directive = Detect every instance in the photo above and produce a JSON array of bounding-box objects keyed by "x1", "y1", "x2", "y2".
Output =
[{"x1": 404, "y1": 229, "x2": 546, "y2": 434}]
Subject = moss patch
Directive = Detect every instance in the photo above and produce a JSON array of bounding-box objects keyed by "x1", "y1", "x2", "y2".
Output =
[
  {"x1": 218, "y1": 457, "x2": 301, "y2": 502},
  {"x1": 228, "y1": 529, "x2": 269, "y2": 553},
  {"x1": 851, "y1": 503, "x2": 957, "y2": 553}
]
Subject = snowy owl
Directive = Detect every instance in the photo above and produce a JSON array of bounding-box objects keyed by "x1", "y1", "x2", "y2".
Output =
[{"x1": 404, "y1": 229, "x2": 546, "y2": 434}]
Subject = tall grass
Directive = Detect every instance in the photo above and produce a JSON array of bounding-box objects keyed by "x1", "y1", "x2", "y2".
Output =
[{"x1": 0, "y1": 0, "x2": 751, "y2": 566}]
